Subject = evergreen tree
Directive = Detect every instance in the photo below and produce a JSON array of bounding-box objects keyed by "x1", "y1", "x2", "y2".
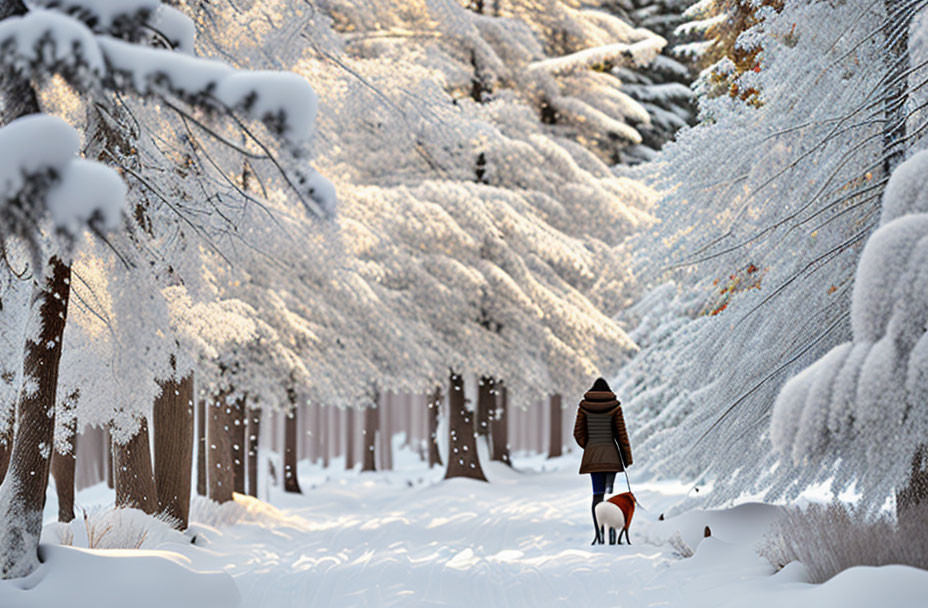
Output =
[{"x1": 606, "y1": 0, "x2": 697, "y2": 163}]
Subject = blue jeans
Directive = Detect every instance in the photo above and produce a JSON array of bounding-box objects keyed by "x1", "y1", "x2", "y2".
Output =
[{"x1": 590, "y1": 472, "x2": 616, "y2": 495}]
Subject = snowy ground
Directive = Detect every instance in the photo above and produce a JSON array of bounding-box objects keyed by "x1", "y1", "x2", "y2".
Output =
[{"x1": 3, "y1": 443, "x2": 927, "y2": 607}]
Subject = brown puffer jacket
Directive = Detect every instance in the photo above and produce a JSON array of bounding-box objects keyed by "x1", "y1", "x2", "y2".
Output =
[{"x1": 573, "y1": 389, "x2": 633, "y2": 474}]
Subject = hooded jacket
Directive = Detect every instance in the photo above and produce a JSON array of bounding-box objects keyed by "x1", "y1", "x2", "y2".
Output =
[{"x1": 573, "y1": 388, "x2": 633, "y2": 474}]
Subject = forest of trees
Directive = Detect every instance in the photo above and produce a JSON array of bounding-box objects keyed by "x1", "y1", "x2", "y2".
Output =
[
  {"x1": 1, "y1": 0, "x2": 927, "y2": 593},
  {"x1": 0, "y1": 0, "x2": 698, "y2": 580}
]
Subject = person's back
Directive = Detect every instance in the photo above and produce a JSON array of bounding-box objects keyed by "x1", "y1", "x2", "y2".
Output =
[{"x1": 573, "y1": 377, "x2": 632, "y2": 544}]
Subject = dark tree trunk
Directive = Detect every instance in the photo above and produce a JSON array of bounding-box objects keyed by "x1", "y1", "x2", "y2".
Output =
[
  {"x1": 0, "y1": 27, "x2": 79, "y2": 576},
  {"x1": 490, "y1": 383, "x2": 511, "y2": 465},
  {"x1": 247, "y1": 407, "x2": 261, "y2": 498},
  {"x1": 104, "y1": 426, "x2": 114, "y2": 489},
  {"x1": 52, "y1": 390, "x2": 79, "y2": 523},
  {"x1": 0, "y1": 257, "x2": 71, "y2": 579},
  {"x1": 476, "y1": 377, "x2": 494, "y2": 439},
  {"x1": 114, "y1": 416, "x2": 158, "y2": 515},
  {"x1": 232, "y1": 397, "x2": 246, "y2": 494},
  {"x1": 428, "y1": 386, "x2": 443, "y2": 468},
  {"x1": 345, "y1": 406, "x2": 356, "y2": 470},
  {"x1": 283, "y1": 404, "x2": 302, "y2": 493},
  {"x1": 362, "y1": 402, "x2": 378, "y2": 472},
  {"x1": 153, "y1": 372, "x2": 194, "y2": 529},
  {"x1": 196, "y1": 398, "x2": 206, "y2": 497},
  {"x1": 548, "y1": 393, "x2": 563, "y2": 459},
  {"x1": 0, "y1": 403, "x2": 13, "y2": 485},
  {"x1": 882, "y1": 0, "x2": 912, "y2": 177},
  {"x1": 444, "y1": 372, "x2": 487, "y2": 481},
  {"x1": 51, "y1": 440, "x2": 76, "y2": 523},
  {"x1": 208, "y1": 391, "x2": 235, "y2": 503},
  {"x1": 897, "y1": 445, "x2": 928, "y2": 521}
]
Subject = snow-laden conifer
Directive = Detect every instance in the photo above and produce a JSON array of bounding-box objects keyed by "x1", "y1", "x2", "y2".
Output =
[{"x1": 615, "y1": 0, "x2": 928, "y2": 509}]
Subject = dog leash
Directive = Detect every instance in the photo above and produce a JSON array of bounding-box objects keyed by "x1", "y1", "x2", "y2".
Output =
[{"x1": 615, "y1": 438, "x2": 649, "y2": 513}]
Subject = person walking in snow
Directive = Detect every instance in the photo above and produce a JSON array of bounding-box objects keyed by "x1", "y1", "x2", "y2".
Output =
[{"x1": 573, "y1": 377, "x2": 633, "y2": 545}]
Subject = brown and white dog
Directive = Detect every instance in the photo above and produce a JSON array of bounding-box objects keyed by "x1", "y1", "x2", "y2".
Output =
[{"x1": 594, "y1": 492, "x2": 635, "y2": 545}]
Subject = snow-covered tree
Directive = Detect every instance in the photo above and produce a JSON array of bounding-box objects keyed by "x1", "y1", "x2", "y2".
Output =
[
  {"x1": 615, "y1": 0, "x2": 928, "y2": 510},
  {"x1": 674, "y1": 0, "x2": 784, "y2": 105},
  {"x1": 605, "y1": 0, "x2": 696, "y2": 162},
  {"x1": 195, "y1": 0, "x2": 661, "y2": 483},
  {"x1": 771, "y1": 149, "x2": 928, "y2": 512},
  {"x1": 0, "y1": 0, "x2": 327, "y2": 577}
]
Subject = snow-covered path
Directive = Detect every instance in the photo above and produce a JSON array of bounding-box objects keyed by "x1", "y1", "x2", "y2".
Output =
[
  {"x1": 175, "y1": 449, "x2": 797, "y2": 608},
  {"x1": 19, "y1": 447, "x2": 928, "y2": 608},
  {"x1": 221, "y1": 456, "x2": 682, "y2": 607}
]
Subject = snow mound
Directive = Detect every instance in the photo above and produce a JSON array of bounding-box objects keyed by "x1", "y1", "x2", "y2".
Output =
[
  {"x1": 645, "y1": 501, "x2": 785, "y2": 551},
  {"x1": 0, "y1": 544, "x2": 240, "y2": 608},
  {"x1": 729, "y1": 565, "x2": 928, "y2": 608}
]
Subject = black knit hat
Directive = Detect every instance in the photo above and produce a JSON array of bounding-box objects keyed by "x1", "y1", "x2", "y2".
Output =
[{"x1": 591, "y1": 377, "x2": 611, "y2": 392}]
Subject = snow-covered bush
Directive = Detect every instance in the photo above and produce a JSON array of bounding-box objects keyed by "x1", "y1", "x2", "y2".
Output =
[
  {"x1": 43, "y1": 507, "x2": 185, "y2": 550},
  {"x1": 758, "y1": 502, "x2": 928, "y2": 583},
  {"x1": 188, "y1": 495, "x2": 251, "y2": 529},
  {"x1": 667, "y1": 530, "x2": 695, "y2": 558}
]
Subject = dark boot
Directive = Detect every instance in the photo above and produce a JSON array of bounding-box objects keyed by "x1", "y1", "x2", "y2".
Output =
[{"x1": 591, "y1": 494, "x2": 604, "y2": 545}]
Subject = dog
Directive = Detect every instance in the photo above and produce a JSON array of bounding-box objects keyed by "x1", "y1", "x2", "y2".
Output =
[{"x1": 594, "y1": 492, "x2": 635, "y2": 545}]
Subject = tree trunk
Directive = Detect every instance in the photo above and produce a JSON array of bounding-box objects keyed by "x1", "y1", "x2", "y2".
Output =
[
  {"x1": 52, "y1": 390, "x2": 79, "y2": 523},
  {"x1": 196, "y1": 397, "x2": 206, "y2": 497},
  {"x1": 74, "y1": 424, "x2": 104, "y2": 491},
  {"x1": 362, "y1": 403, "x2": 378, "y2": 472},
  {"x1": 882, "y1": 0, "x2": 912, "y2": 177},
  {"x1": 0, "y1": 402, "x2": 13, "y2": 485},
  {"x1": 308, "y1": 402, "x2": 318, "y2": 463},
  {"x1": 333, "y1": 405, "x2": 342, "y2": 461},
  {"x1": 444, "y1": 372, "x2": 487, "y2": 481},
  {"x1": 535, "y1": 402, "x2": 544, "y2": 454},
  {"x1": 51, "y1": 438, "x2": 77, "y2": 523},
  {"x1": 283, "y1": 405, "x2": 302, "y2": 493},
  {"x1": 428, "y1": 386, "x2": 443, "y2": 468},
  {"x1": 0, "y1": 257, "x2": 71, "y2": 579},
  {"x1": 232, "y1": 397, "x2": 246, "y2": 494},
  {"x1": 548, "y1": 393, "x2": 563, "y2": 459},
  {"x1": 490, "y1": 383, "x2": 511, "y2": 465},
  {"x1": 477, "y1": 377, "x2": 495, "y2": 440},
  {"x1": 321, "y1": 405, "x2": 330, "y2": 469},
  {"x1": 897, "y1": 445, "x2": 928, "y2": 520},
  {"x1": 379, "y1": 395, "x2": 392, "y2": 471},
  {"x1": 247, "y1": 407, "x2": 261, "y2": 498},
  {"x1": 153, "y1": 372, "x2": 194, "y2": 529},
  {"x1": 207, "y1": 391, "x2": 235, "y2": 503},
  {"x1": 345, "y1": 406, "x2": 356, "y2": 470},
  {"x1": 104, "y1": 426, "x2": 114, "y2": 489},
  {"x1": 114, "y1": 416, "x2": 158, "y2": 515}
]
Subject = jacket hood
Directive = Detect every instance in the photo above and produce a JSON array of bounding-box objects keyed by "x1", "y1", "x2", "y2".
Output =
[{"x1": 579, "y1": 390, "x2": 620, "y2": 413}]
